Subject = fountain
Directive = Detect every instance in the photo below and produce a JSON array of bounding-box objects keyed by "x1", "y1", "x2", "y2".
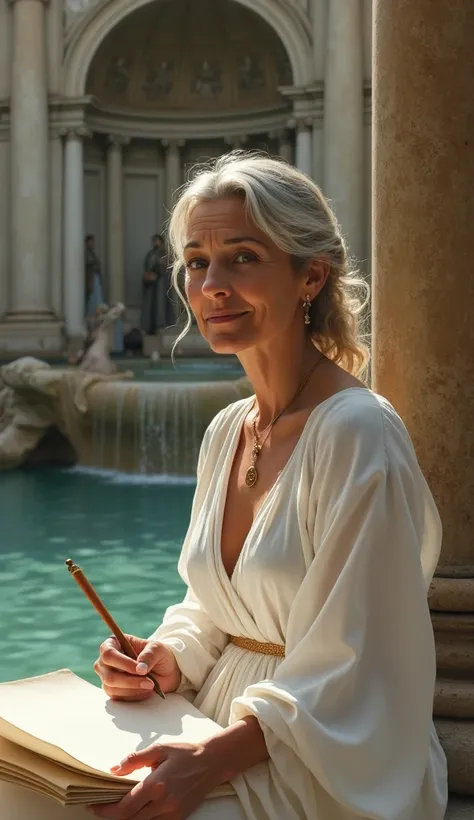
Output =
[{"x1": 0, "y1": 311, "x2": 252, "y2": 476}]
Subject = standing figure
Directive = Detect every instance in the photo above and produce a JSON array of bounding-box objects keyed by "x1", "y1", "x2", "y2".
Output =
[
  {"x1": 140, "y1": 234, "x2": 173, "y2": 335},
  {"x1": 85, "y1": 234, "x2": 104, "y2": 317}
]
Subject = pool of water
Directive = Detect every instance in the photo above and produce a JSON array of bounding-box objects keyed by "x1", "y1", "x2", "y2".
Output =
[
  {"x1": 0, "y1": 468, "x2": 194, "y2": 686},
  {"x1": 118, "y1": 357, "x2": 244, "y2": 383}
]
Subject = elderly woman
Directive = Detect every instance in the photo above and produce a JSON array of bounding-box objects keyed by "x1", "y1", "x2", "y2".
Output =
[{"x1": 93, "y1": 154, "x2": 448, "y2": 820}]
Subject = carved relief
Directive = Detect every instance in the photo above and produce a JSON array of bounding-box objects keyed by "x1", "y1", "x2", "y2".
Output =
[
  {"x1": 237, "y1": 56, "x2": 265, "y2": 92},
  {"x1": 85, "y1": 0, "x2": 294, "y2": 111},
  {"x1": 143, "y1": 61, "x2": 174, "y2": 100},
  {"x1": 191, "y1": 61, "x2": 222, "y2": 98},
  {"x1": 105, "y1": 57, "x2": 131, "y2": 95}
]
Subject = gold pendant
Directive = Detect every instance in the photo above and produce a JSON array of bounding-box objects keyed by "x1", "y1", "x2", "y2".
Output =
[{"x1": 245, "y1": 465, "x2": 258, "y2": 488}]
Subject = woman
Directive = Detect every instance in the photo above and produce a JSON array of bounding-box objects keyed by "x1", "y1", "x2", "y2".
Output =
[{"x1": 93, "y1": 154, "x2": 448, "y2": 820}]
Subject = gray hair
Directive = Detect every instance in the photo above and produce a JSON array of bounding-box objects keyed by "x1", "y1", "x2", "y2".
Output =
[{"x1": 168, "y1": 152, "x2": 369, "y2": 375}]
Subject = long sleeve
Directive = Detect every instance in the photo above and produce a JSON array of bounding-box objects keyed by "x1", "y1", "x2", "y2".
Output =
[
  {"x1": 150, "y1": 418, "x2": 229, "y2": 693},
  {"x1": 230, "y1": 397, "x2": 446, "y2": 820}
]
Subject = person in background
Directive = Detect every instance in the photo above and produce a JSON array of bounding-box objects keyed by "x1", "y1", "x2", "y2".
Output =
[
  {"x1": 85, "y1": 234, "x2": 104, "y2": 316},
  {"x1": 141, "y1": 234, "x2": 174, "y2": 334}
]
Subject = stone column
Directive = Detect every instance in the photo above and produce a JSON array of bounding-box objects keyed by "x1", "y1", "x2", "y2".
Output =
[
  {"x1": 163, "y1": 140, "x2": 184, "y2": 214},
  {"x1": 295, "y1": 122, "x2": 313, "y2": 177},
  {"x1": 0, "y1": 131, "x2": 9, "y2": 318},
  {"x1": 9, "y1": 0, "x2": 53, "y2": 318},
  {"x1": 324, "y1": 0, "x2": 364, "y2": 260},
  {"x1": 63, "y1": 129, "x2": 86, "y2": 341},
  {"x1": 106, "y1": 136, "x2": 128, "y2": 305},
  {"x1": 50, "y1": 127, "x2": 65, "y2": 319},
  {"x1": 372, "y1": 1, "x2": 474, "y2": 815},
  {"x1": 277, "y1": 130, "x2": 294, "y2": 165}
]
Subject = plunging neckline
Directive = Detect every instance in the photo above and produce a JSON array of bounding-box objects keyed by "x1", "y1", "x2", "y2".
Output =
[{"x1": 215, "y1": 387, "x2": 369, "y2": 583}]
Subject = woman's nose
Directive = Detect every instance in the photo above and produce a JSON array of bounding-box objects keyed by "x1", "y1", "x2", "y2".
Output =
[{"x1": 201, "y1": 261, "x2": 232, "y2": 299}]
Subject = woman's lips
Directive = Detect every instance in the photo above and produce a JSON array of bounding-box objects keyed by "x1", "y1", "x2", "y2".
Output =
[{"x1": 206, "y1": 312, "x2": 247, "y2": 324}]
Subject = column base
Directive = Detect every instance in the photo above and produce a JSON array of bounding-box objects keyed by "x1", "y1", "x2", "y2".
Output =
[
  {"x1": 446, "y1": 797, "x2": 474, "y2": 818},
  {"x1": 0, "y1": 314, "x2": 64, "y2": 354}
]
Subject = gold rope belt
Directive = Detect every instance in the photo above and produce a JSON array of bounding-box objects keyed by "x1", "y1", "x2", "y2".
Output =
[{"x1": 230, "y1": 635, "x2": 285, "y2": 658}]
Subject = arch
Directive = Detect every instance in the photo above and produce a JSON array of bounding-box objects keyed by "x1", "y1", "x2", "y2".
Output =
[{"x1": 63, "y1": 0, "x2": 313, "y2": 97}]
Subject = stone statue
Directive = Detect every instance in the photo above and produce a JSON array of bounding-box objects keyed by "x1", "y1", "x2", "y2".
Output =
[
  {"x1": 192, "y1": 60, "x2": 222, "y2": 98},
  {"x1": 237, "y1": 55, "x2": 265, "y2": 92},
  {"x1": 143, "y1": 61, "x2": 174, "y2": 100},
  {"x1": 73, "y1": 303, "x2": 126, "y2": 375},
  {"x1": 105, "y1": 57, "x2": 130, "y2": 95}
]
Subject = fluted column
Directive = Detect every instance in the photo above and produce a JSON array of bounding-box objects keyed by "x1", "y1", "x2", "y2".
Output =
[
  {"x1": 50, "y1": 127, "x2": 65, "y2": 319},
  {"x1": 106, "y1": 136, "x2": 128, "y2": 305},
  {"x1": 63, "y1": 129, "x2": 86, "y2": 341},
  {"x1": 373, "y1": 0, "x2": 474, "y2": 813},
  {"x1": 163, "y1": 140, "x2": 184, "y2": 214},
  {"x1": 324, "y1": 0, "x2": 364, "y2": 259},
  {"x1": 295, "y1": 122, "x2": 313, "y2": 178},
  {"x1": 9, "y1": 0, "x2": 51, "y2": 317}
]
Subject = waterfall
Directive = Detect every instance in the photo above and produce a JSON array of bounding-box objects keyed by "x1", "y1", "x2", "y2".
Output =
[{"x1": 85, "y1": 377, "x2": 252, "y2": 477}]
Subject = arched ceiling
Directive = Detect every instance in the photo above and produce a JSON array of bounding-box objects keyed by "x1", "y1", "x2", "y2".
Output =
[{"x1": 86, "y1": 0, "x2": 293, "y2": 112}]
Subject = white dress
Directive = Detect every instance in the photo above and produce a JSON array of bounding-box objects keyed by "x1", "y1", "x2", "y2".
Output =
[{"x1": 153, "y1": 388, "x2": 448, "y2": 820}]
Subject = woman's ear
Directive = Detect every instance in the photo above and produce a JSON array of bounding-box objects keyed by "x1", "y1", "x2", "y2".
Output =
[{"x1": 302, "y1": 258, "x2": 330, "y2": 301}]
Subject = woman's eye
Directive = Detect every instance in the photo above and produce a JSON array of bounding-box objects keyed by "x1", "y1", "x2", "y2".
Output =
[
  {"x1": 186, "y1": 258, "x2": 207, "y2": 271},
  {"x1": 235, "y1": 252, "x2": 257, "y2": 264}
]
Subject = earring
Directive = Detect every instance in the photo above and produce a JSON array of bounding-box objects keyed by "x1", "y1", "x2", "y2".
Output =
[{"x1": 303, "y1": 294, "x2": 312, "y2": 326}]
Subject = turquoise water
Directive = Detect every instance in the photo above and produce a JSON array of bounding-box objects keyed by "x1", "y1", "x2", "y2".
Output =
[
  {"x1": 120, "y1": 357, "x2": 244, "y2": 383},
  {"x1": 0, "y1": 468, "x2": 194, "y2": 685}
]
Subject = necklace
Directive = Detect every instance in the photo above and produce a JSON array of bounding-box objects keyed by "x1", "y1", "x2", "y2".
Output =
[{"x1": 245, "y1": 355, "x2": 325, "y2": 488}]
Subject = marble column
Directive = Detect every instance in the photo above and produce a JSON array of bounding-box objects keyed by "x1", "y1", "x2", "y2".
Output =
[
  {"x1": 324, "y1": 0, "x2": 364, "y2": 260},
  {"x1": 9, "y1": 0, "x2": 52, "y2": 318},
  {"x1": 106, "y1": 136, "x2": 127, "y2": 305},
  {"x1": 295, "y1": 122, "x2": 313, "y2": 177},
  {"x1": 0, "y1": 133, "x2": 9, "y2": 318},
  {"x1": 49, "y1": 128, "x2": 65, "y2": 319},
  {"x1": 63, "y1": 130, "x2": 86, "y2": 341},
  {"x1": 277, "y1": 130, "x2": 294, "y2": 165},
  {"x1": 163, "y1": 140, "x2": 184, "y2": 214},
  {"x1": 372, "y1": 0, "x2": 474, "y2": 814}
]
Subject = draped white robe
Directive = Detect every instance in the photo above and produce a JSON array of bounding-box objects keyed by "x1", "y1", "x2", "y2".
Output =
[{"x1": 153, "y1": 388, "x2": 448, "y2": 820}]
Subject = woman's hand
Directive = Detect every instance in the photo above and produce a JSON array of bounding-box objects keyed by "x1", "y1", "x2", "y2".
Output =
[
  {"x1": 88, "y1": 741, "x2": 224, "y2": 819},
  {"x1": 94, "y1": 635, "x2": 181, "y2": 701}
]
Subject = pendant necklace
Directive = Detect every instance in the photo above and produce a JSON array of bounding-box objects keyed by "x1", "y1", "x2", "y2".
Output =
[{"x1": 245, "y1": 355, "x2": 325, "y2": 488}]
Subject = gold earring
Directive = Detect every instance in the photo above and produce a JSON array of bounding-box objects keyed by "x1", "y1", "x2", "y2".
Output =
[{"x1": 304, "y1": 295, "x2": 312, "y2": 326}]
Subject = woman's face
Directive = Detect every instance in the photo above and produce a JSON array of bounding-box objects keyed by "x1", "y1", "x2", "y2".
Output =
[{"x1": 183, "y1": 196, "x2": 320, "y2": 355}]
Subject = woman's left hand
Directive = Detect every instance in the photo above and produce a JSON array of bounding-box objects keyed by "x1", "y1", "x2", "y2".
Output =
[{"x1": 88, "y1": 741, "x2": 224, "y2": 819}]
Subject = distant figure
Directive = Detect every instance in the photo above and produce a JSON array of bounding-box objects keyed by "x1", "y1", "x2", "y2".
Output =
[
  {"x1": 85, "y1": 235, "x2": 104, "y2": 316},
  {"x1": 141, "y1": 234, "x2": 174, "y2": 334}
]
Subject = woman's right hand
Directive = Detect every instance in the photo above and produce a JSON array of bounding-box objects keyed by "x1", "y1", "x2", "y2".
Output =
[{"x1": 94, "y1": 635, "x2": 181, "y2": 701}]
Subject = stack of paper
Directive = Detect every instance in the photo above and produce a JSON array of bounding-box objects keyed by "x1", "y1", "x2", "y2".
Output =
[{"x1": 0, "y1": 669, "x2": 234, "y2": 806}]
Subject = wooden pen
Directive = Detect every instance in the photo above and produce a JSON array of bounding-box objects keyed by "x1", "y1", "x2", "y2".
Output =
[{"x1": 65, "y1": 558, "x2": 165, "y2": 699}]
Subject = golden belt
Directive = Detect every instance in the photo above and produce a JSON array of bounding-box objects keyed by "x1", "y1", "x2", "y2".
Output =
[{"x1": 230, "y1": 635, "x2": 285, "y2": 658}]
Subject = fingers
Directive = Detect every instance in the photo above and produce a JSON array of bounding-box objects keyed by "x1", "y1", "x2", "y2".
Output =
[
  {"x1": 98, "y1": 637, "x2": 139, "y2": 675},
  {"x1": 111, "y1": 744, "x2": 165, "y2": 775},
  {"x1": 94, "y1": 637, "x2": 154, "y2": 700},
  {"x1": 135, "y1": 642, "x2": 166, "y2": 676}
]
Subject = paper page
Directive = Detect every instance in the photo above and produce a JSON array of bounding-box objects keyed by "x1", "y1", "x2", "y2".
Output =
[
  {"x1": 0, "y1": 670, "x2": 230, "y2": 785},
  {"x1": 0, "y1": 781, "x2": 246, "y2": 820}
]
